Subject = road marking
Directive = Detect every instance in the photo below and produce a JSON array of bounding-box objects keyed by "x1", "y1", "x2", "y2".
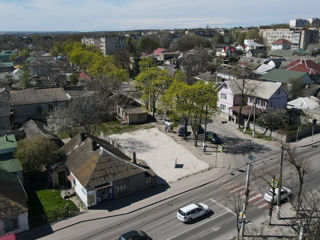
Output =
[
  {"x1": 212, "y1": 226, "x2": 221, "y2": 232},
  {"x1": 167, "y1": 211, "x2": 229, "y2": 240},
  {"x1": 257, "y1": 201, "x2": 270, "y2": 209},
  {"x1": 248, "y1": 193, "x2": 263, "y2": 202},
  {"x1": 230, "y1": 186, "x2": 246, "y2": 194},
  {"x1": 251, "y1": 196, "x2": 265, "y2": 205},
  {"x1": 209, "y1": 198, "x2": 236, "y2": 216}
]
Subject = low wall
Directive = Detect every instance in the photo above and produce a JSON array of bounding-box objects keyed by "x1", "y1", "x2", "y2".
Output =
[{"x1": 100, "y1": 132, "x2": 136, "y2": 161}]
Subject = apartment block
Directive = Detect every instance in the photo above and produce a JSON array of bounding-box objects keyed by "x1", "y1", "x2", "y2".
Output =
[
  {"x1": 81, "y1": 36, "x2": 127, "y2": 55},
  {"x1": 260, "y1": 28, "x2": 319, "y2": 50}
]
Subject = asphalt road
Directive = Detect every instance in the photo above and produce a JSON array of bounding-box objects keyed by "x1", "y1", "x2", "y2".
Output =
[{"x1": 36, "y1": 142, "x2": 320, "y2": 240}]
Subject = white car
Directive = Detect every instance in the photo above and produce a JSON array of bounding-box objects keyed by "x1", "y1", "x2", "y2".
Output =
[
  {"x1": 177, "y1": 203, "x2": 210, "y2": 223},
  {"x1": 264, "y1": 187, "x2": 292, "y2": 204},
  {"x1": 162, "y1": 118, "x2": 173, "y2": 127}
]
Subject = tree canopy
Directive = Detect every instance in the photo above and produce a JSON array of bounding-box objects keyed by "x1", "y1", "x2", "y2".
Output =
[{"x1": 15, "y1": 135, "x2": 60, "y2": 173}]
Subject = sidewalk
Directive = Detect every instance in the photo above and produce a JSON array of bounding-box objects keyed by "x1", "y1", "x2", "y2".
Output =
[{"x1": 245, "y1": 203, "x2": 297, "y2": 238}]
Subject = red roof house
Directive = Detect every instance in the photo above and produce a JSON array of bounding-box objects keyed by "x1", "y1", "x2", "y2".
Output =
[
  {"x1": 286, "y1": 59, "x2": 320, "y2": 76},
  {"x1": 272, "y1": 39, "x2": 292, "y2": 46},
  {"x1": 271, "y1": 38, "x2": 292, "y2": 50},
  {"x1": 153, "y1": 48, "x2": 167, "y2": 56}
]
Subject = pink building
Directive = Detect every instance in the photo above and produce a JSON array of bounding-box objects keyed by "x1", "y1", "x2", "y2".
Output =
[{"x1": 217, "y1": 79, "x2": 288, "y2": 122}]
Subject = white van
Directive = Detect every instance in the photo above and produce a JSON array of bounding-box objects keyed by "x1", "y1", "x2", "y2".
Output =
[{"x1": 177, "y1": 203, "x2": 210, "y2": 223}]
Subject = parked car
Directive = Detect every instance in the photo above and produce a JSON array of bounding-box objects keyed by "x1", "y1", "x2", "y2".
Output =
[
  {"x1": 195, "y1": 125, "x2": 204, "y2": 134},
  {"x1": 264, "y1": 187, "x2": 292, "y2": 204},
  {"x1": 177, "y1": 203, "x2": 210, "y2": 223},
  {"x1": 205, "y1": 131, "x2": 222, "y2": 144},
  {"x1": 119, "y1": 230, "x2": 151, "y2": 240},
  {"x1": 162, "y1": 118, "x2": 173, "y2": 127},
  {"x1": 178, "y1": 126, "x2": 191, "y2": 137}
]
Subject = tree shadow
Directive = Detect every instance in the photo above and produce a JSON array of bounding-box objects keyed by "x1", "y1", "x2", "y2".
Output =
[
  {"x1": 220, "y1": 136, "x2": 270, "y2": 155},
  {"x1": 16, "y1": 186, "x2": 53, "y2": 240}
]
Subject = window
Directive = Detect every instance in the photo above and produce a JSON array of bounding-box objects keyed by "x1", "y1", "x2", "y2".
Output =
[
  {"x1": 4, "y1": 217, "x2": 19, "y2": 232},
  {"x1": 220, "y1": 104, "x2": 226, "y2": 110},
  {"x1": 220, "y1": 93, "x2": 227, "y2": 100},
  {"x1": 277, "y1": 89, "x2": 281, "y2": 94}
]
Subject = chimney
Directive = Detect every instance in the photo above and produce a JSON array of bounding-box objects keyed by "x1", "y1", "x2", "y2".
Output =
[
  {"x1": 132, "y1": 152, "x2": 136, "y2": 164},
  {"x1": 80, "y1": 133, "x2": 87, "y2": 141},
  {"x1": 92, "y1": 141, "x2": 100, "y2": 151}
]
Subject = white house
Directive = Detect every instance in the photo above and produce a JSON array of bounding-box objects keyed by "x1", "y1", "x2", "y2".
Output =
[{"x1": 63, "y1": 134, "x2": 156, "y2": 208}]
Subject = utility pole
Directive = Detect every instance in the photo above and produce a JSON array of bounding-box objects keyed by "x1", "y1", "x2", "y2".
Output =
[
  {"x1": 277, "y1": 146, "x2": 284, "y2": 219},
  {"x1": 240, "y1": 163, "x2": 252, "y2": 239},
  {"x1": 202, "y1": 104, "x2": 208, "y2": 152},
  {"x1": 253, "y1": 98, "x2": 256, "y2": 138}
]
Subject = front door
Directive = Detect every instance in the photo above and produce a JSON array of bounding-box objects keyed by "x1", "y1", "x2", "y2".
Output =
[{"x1": 58, "y1": 171, "x2": 66, "y2": 187}]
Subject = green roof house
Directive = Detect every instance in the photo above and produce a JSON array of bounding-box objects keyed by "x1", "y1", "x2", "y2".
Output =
[
  {"x1": 0, "y1": 135, "x2": 23, "y2": 181},
  {"x1": 0, "y1": 135, "x2": 17, "y2": 154},
  {"x1": 261, "y1": 69, "x2": 312, "y2": 98},
  {"x1": 261, "y1": 69, "x2": 312, "y2": 85}
]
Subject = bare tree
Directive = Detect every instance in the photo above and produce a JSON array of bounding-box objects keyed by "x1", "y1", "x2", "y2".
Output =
[
  {"x1": 282, "y1": 142, "x2": 310, "y2": 214},
  {"x1": 253, "y1": 167, "x2": 280, "y2": 225},
  {"x1": 229, "y1": 70, "x2": 259, "y2": 128},
  {"x1": 230, "y1": 189, "x2": 245, "y2": 240},
  {"x1": 46, "y1": 96, "x2": 101, "y2": 137}
]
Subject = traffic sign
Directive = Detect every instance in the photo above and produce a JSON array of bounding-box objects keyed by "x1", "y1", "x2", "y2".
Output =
[
  {"x1": 217, "y1": 145, "x2": 223, "y2": 152},
  {"x1": 271, "y1": 178, "x2": 279, "y2": 189},
  {"x1": 248, "y1": 154, "x2": 256, "y2": 161},
  {"x1": 240, "y1": 212, "x2": 246, "y2": 219}
]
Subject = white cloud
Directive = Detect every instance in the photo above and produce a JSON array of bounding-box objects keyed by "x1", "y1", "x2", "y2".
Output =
[{"x1": 0, "y1": 0, "x2": 319, "y2": 31}]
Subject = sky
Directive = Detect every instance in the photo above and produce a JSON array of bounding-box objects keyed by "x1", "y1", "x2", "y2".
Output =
[{"x1": 0, "y1": 0, "x2": 319, "y2": 32}]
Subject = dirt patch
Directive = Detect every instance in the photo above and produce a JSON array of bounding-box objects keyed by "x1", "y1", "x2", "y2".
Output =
[{"x1": 108, "y1": 128, "x2": 209, "y2": 183}]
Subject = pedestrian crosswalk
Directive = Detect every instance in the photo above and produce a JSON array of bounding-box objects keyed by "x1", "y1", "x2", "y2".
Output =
[{"x1": 223, "y1": 182, "x2": 271, "y2": 211}]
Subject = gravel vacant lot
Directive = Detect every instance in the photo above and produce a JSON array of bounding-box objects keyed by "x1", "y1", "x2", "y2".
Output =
[{"x1": 108, "y1": 127, "x2": 209, "y2": 183}]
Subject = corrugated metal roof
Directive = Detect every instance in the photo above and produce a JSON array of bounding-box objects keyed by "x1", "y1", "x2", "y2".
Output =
[
  {"x1": 222, "y1": 79, "x2": 283, "y2": 100},
  {"x1": 261, "y1": 69, "x2": 309, "y2": 84},
  {"x1": 10, "y1": 88, "x2": 71, "y2": 106}
]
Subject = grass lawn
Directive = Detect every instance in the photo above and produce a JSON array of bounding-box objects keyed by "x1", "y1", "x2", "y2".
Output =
[
  {"x1": 97, "y1": 120, "x2": 153, "y2": 135},
  {"x1": 28, "y1": 189, "x2": 79, "y2": 225}
]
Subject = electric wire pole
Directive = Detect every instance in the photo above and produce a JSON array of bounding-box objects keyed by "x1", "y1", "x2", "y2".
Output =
[
  {"x1": 240, "y1": 163, "x2": 252, "y2": 239},
  {"x1": 202, "y1": 104, "x2": 208, "y2": 152},
  {"x1": 277, "y1": 145, "x2": 284, "y2": 219}
]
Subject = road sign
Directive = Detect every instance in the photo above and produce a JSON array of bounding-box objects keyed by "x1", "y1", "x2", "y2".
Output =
[
  {"x1": 248, "y1": 154, "x2": 256, "y2": 161},
  {"x1": 271, "y1": 178, "x2": 279, "y2": 189},
  {"x1": 217, "y1": 145, "x2": 223, "y2": 152},
  {"x1": 240, "y1": 212, "x2": 246, "y2": 219}
]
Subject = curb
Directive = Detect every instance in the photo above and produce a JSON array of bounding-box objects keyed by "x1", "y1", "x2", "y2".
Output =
[{"x1": 52, "y1": 163, "x2": 231, "y2": 232}]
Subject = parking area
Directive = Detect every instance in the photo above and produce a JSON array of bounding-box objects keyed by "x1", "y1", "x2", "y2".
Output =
[{"x1": 108, "y1": 127, "x2": 209, "y2": 183}]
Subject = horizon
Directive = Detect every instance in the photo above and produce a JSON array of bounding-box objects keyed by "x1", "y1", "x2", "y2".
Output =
[{"x1": 0, "y1": 0, "x2": 319, "y2": 32}]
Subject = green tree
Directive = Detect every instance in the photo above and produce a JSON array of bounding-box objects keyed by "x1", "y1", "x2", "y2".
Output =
[
  {"x1": 211, "y1": 34, "x2": 224, "y2": 47},
  {"x1": 189, "y1": 81, "x2": 218, "y2": 146},
  {"x1": 256, "y1": 109, "x2": 288, "y2": 136},
  {"x1": 135, "y1": 67, "x2": 173, "y2": 116},
  {"x1": 165, "y1": 80, "x2": 194, "y2": 139},
  {"x1": 170, "y1": 34, "x2": 208, "y2": 51},
  {"x1": 138, "y1": 57, "x2": 156, "y2": 72},
  {"x1": 137, "y1": 37, "x2": 160, "y2": 53},
  {"x1": 19, "y1": 63, "x2": 31, "y2": 89},
  {"x1": 15, "y1": 135, "x2": 60, "y2": 173}
]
